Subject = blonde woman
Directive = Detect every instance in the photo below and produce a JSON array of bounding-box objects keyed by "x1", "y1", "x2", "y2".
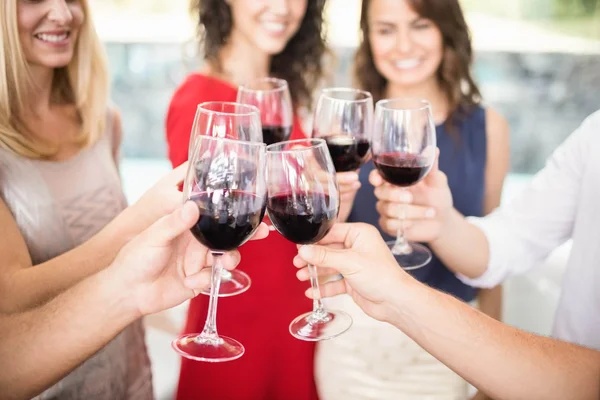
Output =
[{"x1": 0, "y1": 1, "x2": 183, "y2": 398}]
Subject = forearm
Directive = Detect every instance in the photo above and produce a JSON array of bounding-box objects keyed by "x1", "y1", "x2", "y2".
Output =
[
  {"x1": 390, "y1": 281, "x2": 600, "y2": 400},
  {"x1": 429, "y1": 209, "x2": 490, "y2": 279},
  {"x1": 5, "y1": 208, "x2": 137, "y2": 313},
  {"x1": 0, "y1": 266, "x2": 138, "y2": 400}
]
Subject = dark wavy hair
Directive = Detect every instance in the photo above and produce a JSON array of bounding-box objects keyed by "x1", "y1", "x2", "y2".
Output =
[
  {"x1": 191, "y1": 0, "x2": 328, "y2": 111},
  {"x1": 355, "y1": 0, "x2": 481, "y2": 124}
]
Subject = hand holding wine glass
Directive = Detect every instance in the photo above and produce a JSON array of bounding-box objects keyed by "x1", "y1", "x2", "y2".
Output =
[
  {"x1": 369, "y1": 154, "x2": 455, "y2": 244},
  {"x1": 237, "y1": 77, "x2": 293, "y2": 146},
  {"x1": 266, "y1": 138, "x2": 352, "y2": 341},
  {"x1": 371, "y1": 98, "x2": 437, "y2": 270},
  {"x1": 172, "y1": 136, "x2": 267, "y2": 362}
]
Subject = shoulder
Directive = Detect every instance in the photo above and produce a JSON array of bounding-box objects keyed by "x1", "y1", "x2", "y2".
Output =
[
  {"x1": 550, "y1": 109, "x2": 600, "y2": 165},
  {"x1": 106, "y1": 104, "x2": 123, "y2": 151},
  {"x1": 576, "y1": 109, "x2": 600, "y2": 140},
  {"x1": 170, "y1": 73, "x2": 237, "y2": 110},
  {"x1": 484, "y1": 107, "x2": 510, "y2": 146}
]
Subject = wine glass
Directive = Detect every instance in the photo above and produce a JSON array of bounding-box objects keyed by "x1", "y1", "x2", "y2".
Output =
[
  {"x1": 371, "y1": 98, "x2": 437, "y2": 270},
  {"x1": 237, "y1": 77, "x2": 293, "y2": 146},
  {"x1": 173, "y1": 135, "x2": 267, "y2": 362},
  {"x1": 188, "y1": 101, "x2": 263, "y2": 154},
  {"x1": 312, "y1": 88, "x2": 373, "y2": 172},
  {"x1": 266, "y1": 138, "x2": 352, "y2": 341},
  {"x1": 186, "y1": 101, "x2": 263, "y2": 297}
]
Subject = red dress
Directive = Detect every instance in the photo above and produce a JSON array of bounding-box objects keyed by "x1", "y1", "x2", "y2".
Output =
[{"x1": 166, "y1": 74, "x2": 319, "y2": 400}]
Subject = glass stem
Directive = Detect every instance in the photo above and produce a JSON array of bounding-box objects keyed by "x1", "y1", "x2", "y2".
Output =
[
  {"x1": 393, "y1": 188, "x2": 412, "y2": 255},
  {"x1": 200, "y1": 252, "x2": 223, "y2": 340},
  {"x1": 308, "y1": 263, "x2": 328, "y2": 320}
]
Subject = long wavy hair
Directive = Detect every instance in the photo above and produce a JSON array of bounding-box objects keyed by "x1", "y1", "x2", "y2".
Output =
[
  {"x1": 190, "y1": 0, "x2": 328, "y2": 111},
  {"x1": 0, "y1": 0, "x2": 109, "y2": 159},
  {"x1": 355, "y1": 0, "x2": 481, "y2": 124}
]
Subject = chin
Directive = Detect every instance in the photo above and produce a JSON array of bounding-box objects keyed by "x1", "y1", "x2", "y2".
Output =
[
  {"x1": 257, "y1": 38, "x2": 291, "y2": 56},
  {"x1": 40, "y1": 57, "x2": 74, "y2": 69}
]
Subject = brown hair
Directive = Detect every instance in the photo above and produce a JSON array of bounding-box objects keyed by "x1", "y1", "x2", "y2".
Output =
[
  {"x1": 191, "y1": 0, "x2": 328, "y2": 111},
  {"x1": 355, "y1": 0, "x2": 481, "y2": 124}
]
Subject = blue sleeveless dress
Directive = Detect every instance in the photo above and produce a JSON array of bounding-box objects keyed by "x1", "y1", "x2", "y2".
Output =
[{"x1": 350, "y1": 105, "x2": 487, "y2": 302}]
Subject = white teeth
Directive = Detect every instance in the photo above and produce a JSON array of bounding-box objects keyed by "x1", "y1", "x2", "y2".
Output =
[
  {"x1": 36, "y1": 33, "x2": 69, "y2": 43},
  {"x1": 261, "y1": 21, "x2": 286, "y2": 34},
  {"x1": 395, "y1": 59, "x2": 420, "y2": 69}
]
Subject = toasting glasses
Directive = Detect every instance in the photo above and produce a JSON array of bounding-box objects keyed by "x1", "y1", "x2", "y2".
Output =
[
  {"x1": 186, "y1": 101, "x2": 263, "y2": 297},
  {"x1": 312, "y1": 88, "x2": 373, "y2": 172},
  {"x1": 173, "y1": 135, "x2": 267, "y2": 362},
  {"x1": 266, "y1": 138, "x2": 353, "y2": 341},
  {"x1": 237, "y1": 77, "x2": 293, "y2": 146},
  {"x1": 371, "y1": 98, "x2": 437, "y2": 270}
]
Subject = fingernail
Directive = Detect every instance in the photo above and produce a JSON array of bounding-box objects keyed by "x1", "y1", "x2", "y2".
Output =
[
  {"x1": 425, "y1": 208, "x2": 436, "y2": 218},
  {"x1": 181, "y1": 202, "x2": 196, "y2": 221},
  {"x1": 299, "y1": 245, "x2": 314, "y2": 258}
]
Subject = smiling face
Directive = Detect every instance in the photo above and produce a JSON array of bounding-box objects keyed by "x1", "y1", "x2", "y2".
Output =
[
  {"x1": 17, "y1": 0, "x2": 84, "y2": 70},
  {"x1": 367, "y1": 0, "x2": 444, "y2": 89},
  {"x1": 227, "y1": 0, "x2": 308, "y2": 55}
]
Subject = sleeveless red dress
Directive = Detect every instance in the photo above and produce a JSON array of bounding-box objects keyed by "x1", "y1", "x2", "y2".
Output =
[{"x1": 166, "y1": 74, "x2": 319, "y2": 400}]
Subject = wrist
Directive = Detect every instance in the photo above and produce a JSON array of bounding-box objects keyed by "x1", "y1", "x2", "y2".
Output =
[
  {"x1": 96, "y1": 263, "x2": 142, "y2": 323},
  {"x1": 385, "y1": 275, "x2": 428, "y2": 331},
  {"x1": 430, "y1": 207, "x2": 459, "y2": 247}
]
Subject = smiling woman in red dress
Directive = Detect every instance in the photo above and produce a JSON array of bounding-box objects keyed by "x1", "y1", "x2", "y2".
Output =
[{"x1": 165, "y1": 1, "x2": 329, "y2": 399}]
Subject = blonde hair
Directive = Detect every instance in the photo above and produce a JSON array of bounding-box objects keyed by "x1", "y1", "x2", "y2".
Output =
[{"x1": 0, "y1": 0, "x2": 109, "y2": 159}]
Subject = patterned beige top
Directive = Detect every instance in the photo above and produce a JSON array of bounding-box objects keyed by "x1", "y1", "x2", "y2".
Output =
[{"x1": 0, "y1": 113, "x2": 153, "y2": 400}]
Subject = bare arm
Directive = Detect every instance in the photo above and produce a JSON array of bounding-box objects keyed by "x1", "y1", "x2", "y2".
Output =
[
  {"x1": 390, "y1": 281, "x2": 600, "y2": 400},
  {"x1": 477, "y1": 108, "x2": 510, "y2": 321},
  {"x1": 374, "y1": 113, "x2": 595, "y2": 284},
  {"x1": 0, "y1": 203, "x2": 268, "y2": 400},
  {"x1": 296, "y1": 223, "x2": 600, "y2": 400},
  {"x1": 109, "y1": 107, "x2": 123, "y2": 170},
  {"x1": 0, "y1": 198, "x2": 137, "y2": 312},
  {"x1": 0, "y1": 164, "x2": 187, "y2": 313},
  {"x1": 0, "y1": 266, "x2": 137, "y2": 400}
]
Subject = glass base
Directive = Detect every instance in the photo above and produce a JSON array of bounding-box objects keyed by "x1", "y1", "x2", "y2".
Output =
[
  {"x1": 200, "y1": 269, "x2": 251, "y2": 297},
  {"x1": 289, "y1": 310, "x2": 352, "y2": 341},
  {"x1": 386, "y1": 240, "x2": 432, "y2": 270},
  {"x1": 172, "y1": 333, "x2": 244, "y2": 362}
]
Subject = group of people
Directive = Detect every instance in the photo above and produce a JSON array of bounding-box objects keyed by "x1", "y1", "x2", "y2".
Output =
[{"x1": 0, "y1": 0, "x2": 598, "y2": 400}]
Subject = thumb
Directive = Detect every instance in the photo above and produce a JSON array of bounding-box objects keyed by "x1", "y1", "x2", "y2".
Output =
[
  {"x1": 161, "y1": 161, "x2": 189, "y2": 187},
  {"x1": 298, "y1": 245, "x2": 359, "y2": 276},
  {"x1": 137, "y1": 201, "x2": 199, "y2": 247}
]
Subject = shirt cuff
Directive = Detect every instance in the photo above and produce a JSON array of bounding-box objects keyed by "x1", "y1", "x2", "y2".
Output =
[{"x1": 455, "y1": 215, "x2": 508, "y2": 288}]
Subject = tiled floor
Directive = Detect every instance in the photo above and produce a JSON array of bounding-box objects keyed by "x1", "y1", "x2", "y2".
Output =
[{"x1": 120, "y1": 158, "x2": 568, "y2": 400}]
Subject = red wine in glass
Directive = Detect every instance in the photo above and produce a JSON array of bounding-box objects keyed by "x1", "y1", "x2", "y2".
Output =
[
  {"x1": 190, "y1": 190, "x2": 266, "y2": 251},
  {"x1": 266, "y1": 138, "x2": 352, "y2": 342},
  {"x1": 373, "y1": 152, "x2": 431, "y2": 187},
  {"x1": 262, "y1": 125, "x2": 292, "y2": 146},
  {"x1": 324, "y1": 135, "x2": 371, "y2": 172},
  {"x1": 267, "y1": 192, "x2": 336, "y2": 244},
  {"x1": 371, "y1": 98, "x2": 437, "y2": 270}
]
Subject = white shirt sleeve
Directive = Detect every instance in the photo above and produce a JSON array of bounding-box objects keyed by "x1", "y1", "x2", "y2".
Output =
[{"x1": 456, "y1": 111, "x2": 599, "y2": 288}]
